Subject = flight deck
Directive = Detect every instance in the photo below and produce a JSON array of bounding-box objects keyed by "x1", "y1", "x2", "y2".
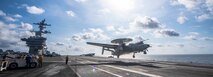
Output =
[{"x1": 1, "y1": 56, "x2": 213, "y2": 77}]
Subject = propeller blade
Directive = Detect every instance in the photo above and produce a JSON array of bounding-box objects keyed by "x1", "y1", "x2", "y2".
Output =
[
  {"x1": 102, "y1": 51, "x2": 104, "y2": 55},
  {"x1": 102, "y1": 47, "x2": 104, "y2": 55}
]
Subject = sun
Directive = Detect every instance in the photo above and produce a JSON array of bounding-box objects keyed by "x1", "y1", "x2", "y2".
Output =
[{"x1": 101, "y1": 0, "x2": 135, "y2": 13}]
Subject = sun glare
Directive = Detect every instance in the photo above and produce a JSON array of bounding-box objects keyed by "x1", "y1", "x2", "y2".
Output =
[{"x1": 101, "y1": 0, "x2": 135, "y2": 13}]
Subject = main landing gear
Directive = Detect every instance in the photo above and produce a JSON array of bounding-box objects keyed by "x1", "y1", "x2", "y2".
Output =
[{"x1": 133, "y1": 53, "x2": 135, "y2": 58}]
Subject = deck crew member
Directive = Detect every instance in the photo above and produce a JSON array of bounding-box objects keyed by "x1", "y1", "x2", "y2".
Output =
[
  {"x1": 38, "y1": 54, "x2": 43, "y2": 67},
  {"x1": 25, "y1": 54, "x2": 32, "y2": 68},
  {"x1": 65, "y1": 55, "x2": 69, "y2": 64}
]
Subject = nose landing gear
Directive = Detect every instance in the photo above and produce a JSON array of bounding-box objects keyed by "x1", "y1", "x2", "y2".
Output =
[{"x1": 117, "y1": 55, "x2": 120, "y2": 58}]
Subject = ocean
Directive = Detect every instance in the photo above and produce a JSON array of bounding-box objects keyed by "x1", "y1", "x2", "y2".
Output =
[{"x1": 137, "y1": 54, "x2": 213, "y2": 64}]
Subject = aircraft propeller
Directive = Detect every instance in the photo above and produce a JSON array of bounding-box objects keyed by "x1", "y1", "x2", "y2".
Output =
[
  {"x1": 145, "y1": 43, "x2": 152, "y2": 54},
  {"x1": 115, "y1": 44, "x2": 124, "y2": 53},
  {"x1": 102, "y1": 47, "x2": 104, "y2": 55}
]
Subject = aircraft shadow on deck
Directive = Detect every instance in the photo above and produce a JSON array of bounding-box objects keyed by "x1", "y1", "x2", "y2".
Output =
[{"x1": 70, "y1": 61, "x2": 161, "y2": 68}]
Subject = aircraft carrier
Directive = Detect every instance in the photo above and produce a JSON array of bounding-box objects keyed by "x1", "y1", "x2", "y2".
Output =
[
  {"x1": 1, "y1": 56, "x2": 213, "y2": 77},
  {"x1": 1, "y1": 20, "x2": 212, "y2": 77}
]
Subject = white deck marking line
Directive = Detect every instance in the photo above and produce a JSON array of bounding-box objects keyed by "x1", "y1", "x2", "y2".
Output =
[
  {"x1": 61, "y1": 57, "x2": 82, "y2": 77},
  {"x1": 78, "y1": 61, "x2": 123, "y2": 77},
  {"x1": 83, "y1": 60, "x2": 148, "y2": 72},
  {"x1": 91, "y1": 65, "x2": 123, "y2": 77},
  {"x1": 104, "y1": 65, "x2": 162, "y2": 77},
  {"x1": 68, "y1": 66, "x2": 82, "y2": 77},
  {"x1": 44, "y1": 61, "x2": 65, "y2": 62},
  {"x1": 85, "y1": 60, "x2": 162, "y2": 77}
]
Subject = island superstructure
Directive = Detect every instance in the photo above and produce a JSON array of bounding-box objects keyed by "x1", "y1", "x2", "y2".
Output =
[{"x1": 21, "y1": 19, "x2": 51, "y2": 55}]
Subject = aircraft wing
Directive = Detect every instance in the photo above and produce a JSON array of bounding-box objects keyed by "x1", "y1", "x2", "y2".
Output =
[{"x1": 87, "y1": 42, "x2": 118, "y2": 49}]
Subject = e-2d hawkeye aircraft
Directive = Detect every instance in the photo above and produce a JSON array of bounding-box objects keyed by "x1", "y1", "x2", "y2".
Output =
[{"x1": 86, "y1": 38, "x2": 151, "y2": 58}]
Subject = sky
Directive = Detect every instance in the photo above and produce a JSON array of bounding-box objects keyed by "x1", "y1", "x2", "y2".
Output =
[{"x1": 0, "y1": 0, "x2": 213, "y2": 57}]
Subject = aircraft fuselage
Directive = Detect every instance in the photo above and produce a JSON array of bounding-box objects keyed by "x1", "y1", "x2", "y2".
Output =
[{"x1": 111, "y1": 44, "x2": 150, "y2": 56}]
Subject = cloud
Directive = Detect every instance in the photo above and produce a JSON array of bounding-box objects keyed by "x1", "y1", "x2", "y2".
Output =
[
  {"x1": 19, "y1": 31, "x2": 34, "y2": 38},
  {"x1": 66, "y1": 10, "x2": 75, "y2": 17},
  {"x1": 206, "y1": 0, "x2": 213, "y2": 13},
  {"x1": 0, "y1": 10, "x2": 17, "y2": 22},
  {"x1": 177, "y1": 15, "x2": 188, "y2": 24},
  {"x1": 106, "y1": 25, "x2": 115, "y2": 31},
  {"x1": 105, "y1": 24, "x2": 130, "y2": 35},
  {"x1": 0, "y1": 21, "x2": 34, "y2": 50},
  {"x1": 201, "y1": 37, "x2": 213, "y2": 41},
  {"x1": 48, "y1": 42, "x2": 67, "y2": 53},
  {"x1": 55, "y1": 42, "x2": 65, "y2": 46},
  {"x1": 179, "y1": 0, "x2": 200, "y2": 10},
  {"x1": 72, "y1": 35, "x2": 82, "y2": 41},
  {"x1": 0, "y1": 21, "x2": 19, "y2": 48},
  {"x1": 127, "y1": 16, "x2": 180, "y2": 37},
  {"x1": 26, "y1": 5, "x2": 45, "y2": 14},
  {"x1": 4, "y1": 16, "x2": 17, "y2": 22},
  {"x1": 189, "y1": 32, "x2": 199, "y2": 35},
  {"x1": 0, "y1": 10, "x2": 6, "y2": 16},
  {"x1": 105, "y1": 16, "x2": 180, "y2": 37},
  {"x1": 132, "y1": 16, "x2": 161, "y2": 29},
  {"x1": 195, "y1": 14, "x2": 211, "y2": 21},
  {"x1": 19, "y1": 22, "x2": 33, "y2": 30},
  {"x1": 72, "y1": 28, "x2": 110, "y2": 41},
  {"x1": 177, "y1": 44, "x2": 184, "y2": 47},
  {"x1": 154, "y1": 29, "x2": 180, "y2": 37},
  {"x1": 130, "y1": 35, "x2": 148, "y2": 42},
  {"x1": 75, "y1": 0, "x2": 87, "y2": 3},
  {"x1": 134, "y1": 36, "x2": 144, "y2": 41},
  {"x1": 0, "y1": 22, "x2": 16, "y2": 29},
  {"x1": 154, "y1": 43, "x2": 184, "y2": 48},
  {"x1": 127, "y1": 16, "x2": 167, "y2": 34},
  {"x1": 106, "y1": 16, "x2": 163, "y2": 35},
  {"x1": 14, "y1": 14, "x2": 22, "y2": 18},
  {"x1": 131, "y1": 16, "x2": 180, "y2": 37},
  {"x1": 171, "y1": 0, "x2": 201, "y2": 10},
  {"x1": 183, "y1": 32, "x2": 213, "y2": 41},
  {"x1": 184, "y1": 32, "x2": 199, "y2": 40},
  {"x1": 98, "y1": 8, "x2": 111, "y2": 15},
  {"x1": 184, "y1": 35, "x2": 197, "y2": 40},
  {"x1": 47, "y1": 41, "x2": 88, "y2": 55},
  {"x1": 171, "y1": 0, "x2": 213, "y2": 22},
  {"x1": 0, "y1": 39, "x2": 18, "y2": 48}
]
